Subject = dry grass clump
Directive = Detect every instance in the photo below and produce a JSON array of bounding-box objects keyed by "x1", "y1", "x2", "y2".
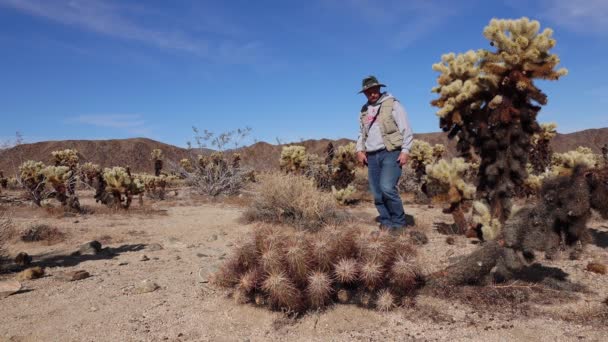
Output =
[
  {"x1": 0, "y1": 208, "x2": 13, "y2": 267},
  {"x1": 212, "y1": 224, "x2": 423, "y2": 313},
  {"x1": 243, "y1": 173, "x2": 348, "y2": 231},
  {"x1": 20, "y1": 223, "x2": 65, "y2": 244}
]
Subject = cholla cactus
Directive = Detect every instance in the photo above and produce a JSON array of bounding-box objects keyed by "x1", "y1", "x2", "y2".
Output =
[
  {"x1": 426, "y1": 158, "x2": 476, "y2": 233},
  {"x1": 150, "y1": 149, "x2": 163, "y2": 176},
  {"x1": 331, "y1": 143, "x2": 357, "y2": 189},
  {"x1": 41, "y1": 165, "x2": 80, "y2": 210},
  {"x1": 179, "y1": 158, "x2": 194, "y2": 173},
  {"x1": 52, "y1": 149, "x2": 79, "y2": 169},
  {"x1": 0, "y1": 171, "x2": 7, "y2": 191},
  {"x1": 18, "y1": 160, "x2": 47, "y2": 206},
  {"x1": 529, "y1": 122, "x2": 557, "y2": 174},
  {"x1": 332, "y1": 184, "x2": 356, "y2": 205},
  {"x1": 472, "y1": 201, "x2": 502, "y2": 240},
  {"x1": 280, "y1": 145, "x2": 308, "y2": 174},
  {"x1": 431, "y1": 17, "x2": 567, "y2": 224},
  {"x1": 102, "y1": 167, "x2": 144, "y2": 208},
  {"x1": 79, "y1": 162, "x2": 100, "y2": 186},
  {"x1": 602, "y1": 144, "x2": 608, "y2": 166},
  {"x1": 408, "y1": 140, "x2": 446, "y2": 185},
  {"x1": 552, "y1": 146, "x2": 600, "y2": 172},
  {"x1": 138, "y1": 173, "x2": 171, "y2": 200}
]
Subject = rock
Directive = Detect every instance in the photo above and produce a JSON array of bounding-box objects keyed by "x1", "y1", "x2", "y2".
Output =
[
  {"x1": 140, "y1": 255, "x2": 150, "y2": 262},
  {"x1": 14, "y1": 252, "x2": 32, "y2": 267},
  {"x1": 207, "y1": 234, "x2": 218, "y2": 242},
  {"x1": 73, "y1": 220, "x2": 79, "y2": 224},
  {"x1": 134, "y1": 280, "x2": 160, "y2": 294},
  {"x1": 225, "y1": 243, "x2": 233, "y2": 247},
  {"x1": 16, "y1": 267, "x2": 44, "y2": 281},
  {"x1": 57, "y1": 270, "x2": 90, "y2": 282},
  {"x1": 78, "y1": 241, "x2": 102, "y2": 255},
  {"x1": 409, "y1": 231, "x2": 429, "y2": 245},
  {"x1": 446, "y1": 237, "x2": 455, "y2": 245},
  {"x1": 118, "y1": 262, "x2": 129, "y2": 266},
  {"x1": 146, "y1": 243, "x2": 164, "y2": 251},
  {"x1": 0, "y1": 280, "x2": 22, "y2": 299}
]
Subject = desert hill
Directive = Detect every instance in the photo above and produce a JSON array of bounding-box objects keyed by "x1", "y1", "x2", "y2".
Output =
[{"x1": 1, "y1": 128, "x2": 607, "y2": 175}]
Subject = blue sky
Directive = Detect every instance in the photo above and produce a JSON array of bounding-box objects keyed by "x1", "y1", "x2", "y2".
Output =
[{"x1": 0, "y1": 0, "x2": 606, "y2": 147}]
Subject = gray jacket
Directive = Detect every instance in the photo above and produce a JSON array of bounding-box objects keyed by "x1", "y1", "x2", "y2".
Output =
[{"x1": 355, "y1": 93, "x2": 414, "y2": 153}]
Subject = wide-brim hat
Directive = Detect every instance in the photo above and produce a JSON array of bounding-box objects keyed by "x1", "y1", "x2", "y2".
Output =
[{"x1": 358, "y1": 75, "x2": 386, "y2": 93}]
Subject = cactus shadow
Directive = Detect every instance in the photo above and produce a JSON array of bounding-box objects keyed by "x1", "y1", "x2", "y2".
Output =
[
  {"x1": 33, "y1": 243, "x2": 147, "y2": 268},
  {"x1": 589, "y1": 228, "x2": 608, "y2": 248}
]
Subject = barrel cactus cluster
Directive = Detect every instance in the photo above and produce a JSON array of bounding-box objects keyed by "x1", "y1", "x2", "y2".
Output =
[{"x1": 212, "y1": 225, "x2": 422, "y2": 313}]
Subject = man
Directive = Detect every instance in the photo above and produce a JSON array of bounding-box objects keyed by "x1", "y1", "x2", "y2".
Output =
[{"x1": 355, "y1": 75, "x2": 414, "y2": 230}]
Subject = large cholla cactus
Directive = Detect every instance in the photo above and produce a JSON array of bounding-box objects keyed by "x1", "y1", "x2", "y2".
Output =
[
  {"x1": 18, "y1": 160, "x2": 47, "y2": 206},
  {"x1": 102, "y1": 167, "x2": 144, "y2": 209},
  {"x1": 52, "y1": 149, "x2": 79, "y2": 169},
  {"x1": 150, "y1": 149, "x2": 163, "y2": 176},
  {"x1": 213, "y1": 226, "x2": 422, "y2": 313},
  {"x1": 409, "y1": 140, "x2": 445, "y2": 182},
  {"x1": 280, "y1": 145, "x2": 308, "y2": 174},
  {"x1": 138, "y1": 173, "x2": 173, "y2": 200},
  {"x1": 0, "y1": 171, "x2": 7, "y2": 191},
  {"x1": 431, "y1": 17, "x2": 567, "y2": 223},
  {"x1": 425, "y1": 158, "x2": 476, "y2": 233}
]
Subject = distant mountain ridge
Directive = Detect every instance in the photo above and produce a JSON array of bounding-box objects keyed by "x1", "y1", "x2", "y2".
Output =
[{"x1": 1, "y1": 128, "x2": 607, "y2": 175}]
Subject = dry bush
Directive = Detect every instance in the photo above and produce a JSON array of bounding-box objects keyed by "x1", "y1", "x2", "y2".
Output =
[
  {"x1": 0, "y1": 207, "x2": 13, "y2": 267},
  {"x1": 20, "y1": 223, "x2": 65, "y2": 244},
  {"x1": 243, "y1": 173, "x2": 348, "y2": 231},
  {"x1": 212, "y1": 225, "x2": 423, "y2": 313}
]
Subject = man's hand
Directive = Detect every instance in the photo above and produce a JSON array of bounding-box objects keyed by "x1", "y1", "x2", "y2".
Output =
[
  {"x1": 397, "y1": 152, "x2": 409, "y2": 166},
  {"x1": 356, "y1": 151, "x2": 367, "y2": 166}
]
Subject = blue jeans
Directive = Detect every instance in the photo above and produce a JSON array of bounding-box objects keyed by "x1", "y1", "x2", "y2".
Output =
[{"x1": 367, "y1": 149, "x2": 406, "y2": 228}]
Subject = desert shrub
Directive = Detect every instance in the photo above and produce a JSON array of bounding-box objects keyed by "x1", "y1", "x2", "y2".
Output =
[
  {"x1": 212, "y1": 225, "x2": 422, "y2": 313},
  {"x1": 177, "y1": 127, "x2": 254, "y2": 197},
  {"x1": 0, "y1": 208, "x2": 12, "y2": 266},
  {"x1": 138, "y1": 173, "x2": 176, "y2": 200},
  {"x1": 20, "y1": 223, "x2": 64, "y2": 244},
  {"x1": 243, "y1": 173, "x2": 347, "y2": 231},
  {"x1": 431, "y1": 17, "x2": 567, "y2": 224}
]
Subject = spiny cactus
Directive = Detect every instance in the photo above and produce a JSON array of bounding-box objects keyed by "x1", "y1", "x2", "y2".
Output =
[
  {"x1": 331, "y1": 142, "x2": 357, "y2": 189},
  {"x1": 79, "y1": 162, "x2": 100, "y2": 186},
  {"x1": 40, "y1": 166, "x2": 80, "y2": 211},
  {"x1": 529, "y1": 122, "x2": 557, "y2": 174},
  {"x1": 431, "y1": 17, "x2": 567, "y2": 225},
  {"x1": 179, "y1": 158, "x2": 194, "y2": 173},
  {"x1": 51, "y1": 149, "x2": 79, "y2": 169},
  {"x1": 0, "y1": 171, "x2": 7, "y2": 191},
  {"x1": 280, "y1": 145, "x2": 308, "y2": 174},
  {"x1": 331, "y1": 185, "x2": 356, "y2": 205},
  {"x1": 213, "y1": 225, "x2": 422, "y2": 313},
  {"x1": 471, "y1": 200, "x2": 501, "y2": 241},
  {"x1": 150, "y1": 149, "x2": 163, "y2": 176},
  {"x1": 425, "y1": 158, "x2": 476, "y2": 233},
  {"x1": 552, "y1": 146, "x2": 600, "y2": 173},
  {"x1": 406, "y1": 140, "x2": 446, "y2": 200},
  {"x1": 18, "y1": 160, "x2": 47, "y2": 206},
  {"x1": 102, "y1": 167, "x2": 144, "y2": 209}
]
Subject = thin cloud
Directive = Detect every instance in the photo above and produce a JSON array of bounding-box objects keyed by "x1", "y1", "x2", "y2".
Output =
[
  {"x1": 0, "y1": 0, "x2": 207, "y2": 53},
  {"x1": 0, "y1": 0, "x2": 269, "y2": 64},
  {"x1": 71, "y1": 114, "x2": 146, "y2": 129},
  {"x1": 541, "y1": 0, "x2": 608, "y2": 34}
]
